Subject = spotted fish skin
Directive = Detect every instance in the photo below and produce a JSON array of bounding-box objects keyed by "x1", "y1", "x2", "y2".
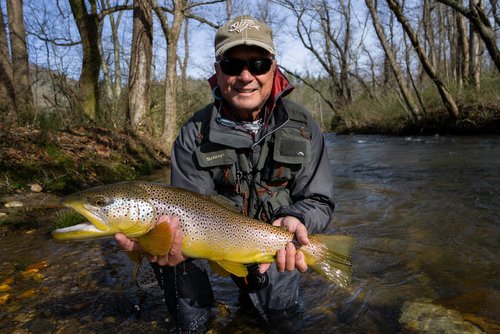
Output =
[{"x1": 53, "y1": 181, "x2": 354, "y2": 288}]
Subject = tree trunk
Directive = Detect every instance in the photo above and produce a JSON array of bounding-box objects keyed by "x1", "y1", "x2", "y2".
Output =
[
  {"x1": 106, "y1": 0, "x2": 124, "y2": 106},
  {"x1": 153, "y1": 0, "x2": 184, "y2": 155},
  {"x1": 423, "y1": 0, "x2": 437, "y2": 67},
  {"x1": 365, "y1": 0, "x2": 420, "y2": 121},
  {"x1": 127, "y1": 0, "x2": 153, "y2": 135},
  {"x1": 455, "y1": 2, "x2": 469, "y2": 89},
  {"x1": 7, "y1": 0, "x2": 35, "y2": 125},
  {"x1": 0, "y1": 3, "x2": 16, "y2": 123},
  {"x1": 386, "y1": 0, "x2": 459, "y2": 118},
  {"x1": 468, "y1": 0, "x2": 481, "y2": 91},
  {"x1": 180, "y1": 16, "x2": 189, "y2": 95},
  {"x1": 98, "y1": 1, "x2": 112, "y2": 106},
  {"x1": 69, "y1": 0, "x2": 102, "y2": 122},
  {"x1": 436, "y1": 0, "x2": 500, "y2": 72},
  {"x1": 111, "y1": 17, "x2": 123, "y2": 101}
]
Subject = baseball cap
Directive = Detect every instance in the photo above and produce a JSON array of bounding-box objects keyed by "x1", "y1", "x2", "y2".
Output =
[{"x1": 215, "y1": 15, "x2": 276, "y2": 57}]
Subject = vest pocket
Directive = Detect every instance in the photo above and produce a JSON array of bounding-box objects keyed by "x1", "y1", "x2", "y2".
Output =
[
  {"x1": 195, "y1": 142, "x2": 237, "y2": 168},
  {"x1": 273, "y1": 132, "x2": 310, "y2": 165}
]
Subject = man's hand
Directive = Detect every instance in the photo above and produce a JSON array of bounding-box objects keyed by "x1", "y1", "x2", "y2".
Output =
[
  {"x1": 114, "y1": 215, "x2": 187, "y2": 266},
  {"x1": 259, "y1": 216, "x2": 310, "y2": 274}
]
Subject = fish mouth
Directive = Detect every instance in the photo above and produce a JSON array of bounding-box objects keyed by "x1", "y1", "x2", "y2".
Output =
[
  {"x1": 51, "y1": 222, "x2": 115, "y2": 241},
  {"x1": 52, "y1": 198, "x2": 113, "y2": 241},
  {"x1": 59, "y1": 196, "x2": 110, "y2": 232}
]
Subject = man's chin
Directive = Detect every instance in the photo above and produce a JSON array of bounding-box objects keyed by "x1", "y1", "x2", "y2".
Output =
[{"x1": 231, "y1": 100, "x2": 265, "y2": 118}]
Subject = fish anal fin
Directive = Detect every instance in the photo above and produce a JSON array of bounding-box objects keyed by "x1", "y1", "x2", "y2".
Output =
[
  {"x1": 136, "y1": 223, "x2": 173, "y2": 256},
  {"x1": 216, "y1": 260, "x2": 248, "y2": 277},
  {"x1": 208, "y1": 261, "x2": 231, "y2": 277}
]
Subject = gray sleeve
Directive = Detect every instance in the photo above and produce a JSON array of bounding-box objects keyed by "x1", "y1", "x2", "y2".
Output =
[
  {"x1": 273, "y1": 118, "x2": 335, "y2": 235},
  {"x1": 170, "y1": 119, "x2": 217, "y2": 195}
]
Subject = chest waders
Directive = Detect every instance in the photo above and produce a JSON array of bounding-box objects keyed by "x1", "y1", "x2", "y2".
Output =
[
  {"x1": 194, "y1": 101, "x2": 311, "y2": 327},
  {"x1": 153, "y1": 100, "x2": 313, "y2": 333}
]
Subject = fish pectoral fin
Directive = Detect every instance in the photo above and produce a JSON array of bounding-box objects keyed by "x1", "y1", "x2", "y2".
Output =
[
  {"x1": 216, "y1": 260, "x2": 248, "y2": 277},
  {"x1": 208, "y1": 261, "x2": 231, "y2": 277},
  {"x1": 136, "y1": 223, "x2": 173, "y2": 256}
]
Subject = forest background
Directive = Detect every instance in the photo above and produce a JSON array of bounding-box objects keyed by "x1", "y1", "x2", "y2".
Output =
[{"x1": 0, "y1": 0, "x2": 499, "y2": 199}]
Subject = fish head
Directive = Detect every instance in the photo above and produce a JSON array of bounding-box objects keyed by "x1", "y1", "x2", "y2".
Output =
[{"x1": 53, "y1": 182, "x2": 157, "y2": 240}]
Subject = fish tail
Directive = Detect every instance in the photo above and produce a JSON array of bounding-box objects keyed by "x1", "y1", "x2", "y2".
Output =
[{"x1": 303, "y1": 234, "x2": 354, "y2": 289}]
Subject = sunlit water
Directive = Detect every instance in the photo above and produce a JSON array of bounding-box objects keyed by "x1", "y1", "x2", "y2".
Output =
[{"x1": 1, "y1": 135, "x2": 499, "y2": 333}]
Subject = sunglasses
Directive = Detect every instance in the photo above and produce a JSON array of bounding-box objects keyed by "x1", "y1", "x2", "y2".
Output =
[{"x1": 218, "y1": 58, "x2": 273, "y2": 76}]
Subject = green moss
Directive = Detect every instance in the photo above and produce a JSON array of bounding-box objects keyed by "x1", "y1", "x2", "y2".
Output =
[
  {"x1": 51, "y1": 209, "x2": 86, "y2": 231},
  {"x1": 45, "y1": 144, "x2": 73, "y2": 165}
]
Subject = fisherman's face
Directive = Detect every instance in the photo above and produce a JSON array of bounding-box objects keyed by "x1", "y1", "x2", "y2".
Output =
[{"x1": 215, "y1": 45, "x2": 275, "y2": 121}]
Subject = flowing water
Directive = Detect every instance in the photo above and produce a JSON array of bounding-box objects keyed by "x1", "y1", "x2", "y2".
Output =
[{"x1": 0, "y1": 135, "x2": 499, "y2": 333}]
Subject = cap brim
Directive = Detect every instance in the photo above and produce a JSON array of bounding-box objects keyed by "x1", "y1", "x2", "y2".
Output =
[{"x1": 216, "y1": 40, "x2": 275, "y2": 57}]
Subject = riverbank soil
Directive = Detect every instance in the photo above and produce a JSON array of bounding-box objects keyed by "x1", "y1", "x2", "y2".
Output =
[
  {"x1": 334, "y1": 103, "x2": 500, "y2": 135},
  {"x1": 0, "y1": 125, "x2": 168, "y2": 229}
]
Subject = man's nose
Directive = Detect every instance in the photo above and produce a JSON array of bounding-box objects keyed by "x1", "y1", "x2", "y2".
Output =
[{"x1": 238, "y1": 67, "x2": 254, "y2": 81}]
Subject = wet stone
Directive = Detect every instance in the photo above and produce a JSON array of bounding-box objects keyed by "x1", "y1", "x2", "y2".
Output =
[
  {"x1": 23, "y1": 318, "x2": 56, "y2": 334},
  {"x1": 53, "y1": 319, "x2": 81, "y2": 334},
  {"x1": 400, "y1": 299, "x2": 486, "y2": 334}
]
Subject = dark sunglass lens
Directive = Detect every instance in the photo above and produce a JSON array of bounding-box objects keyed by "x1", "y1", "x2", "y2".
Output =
[
  {"x1": 219, "y1": 58, "x2": 272, "y2": 76},
  {"x1": 248, "y1": 59, "x2": 272, "y2": 75},
  {"x1": 220, "y1": 59, "x2": 244, "y2": 76}
]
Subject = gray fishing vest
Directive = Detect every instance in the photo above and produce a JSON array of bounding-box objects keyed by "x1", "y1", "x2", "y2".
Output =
[{"x1": 194, "y1": 100, "x2": 312, "y2": 222}]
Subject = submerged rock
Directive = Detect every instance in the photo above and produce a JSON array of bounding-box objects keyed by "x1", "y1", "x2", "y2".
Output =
[{"x1": 400, "y1": 299, "x2": 485, "y2": 333}]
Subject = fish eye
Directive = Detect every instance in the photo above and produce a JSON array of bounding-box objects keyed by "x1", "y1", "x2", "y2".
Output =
[{"x1": 91, "y1": 196, "x2": 111, "y2": 207}]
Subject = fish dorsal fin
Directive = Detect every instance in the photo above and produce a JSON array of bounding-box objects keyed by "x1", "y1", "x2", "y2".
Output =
[
  {"x1": 209, "y1": 195, "x2": 241, "y2": 213},
  {"x1": 216, "y1": 260, "x2": 249, "y2": 277},
  {"x1": 208, "y1": 261, "x2": 231, "y2": 277},
  {"x1": 136, "y1": 223, "x2": 173, "y2": 256}
]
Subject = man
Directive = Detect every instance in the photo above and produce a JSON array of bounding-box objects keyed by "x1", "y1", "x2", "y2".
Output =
[{"x1": 115, "y1": 15, "x2": 335, "y2": 333}]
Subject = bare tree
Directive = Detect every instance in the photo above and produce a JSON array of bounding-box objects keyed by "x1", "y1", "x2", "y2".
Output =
[
  {"x1": 0, "y1": 3, "x2": 16, "y2": 123},
  {"x1": 468, "y1": 0, "x2": 482, "y2": 90},
  {"x1": 100, "y1": 0, "x2": 126, "y2": 117},
  {"x1": 69, "y1": 0, "x2": 102, "y2": 121},
  {"x1": 275, "y1": 0, "x2": 358, "y2": 111},
  {"x1": 386, "y1": 0, "x2": 459, "y2": 118},
  {"x1": 7, "y1": 0, "x2": 36, "y2": 124},
  {"x1": 151, "y1": 0, "x2": 184, "y2": 155},
  {"x1": 127, "y1": 0, "x2": 153, "y2": 135},
  {"x1": 365, "y1": 0, "x2": 420, "y2": 121},
  {"x1": 455, "y1": 0, "x2": 469, "y2": 89},
  {"x1": 422, "y1": 0, "x2": 437, "y2": 68},
  {"x1": 436, "y1": 0, "x2": 500, "y2": 73}
]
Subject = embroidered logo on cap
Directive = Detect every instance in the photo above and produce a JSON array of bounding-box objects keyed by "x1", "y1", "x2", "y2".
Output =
[{"x1": 229, "y1": 19, "x2": 261, "y2": 33}]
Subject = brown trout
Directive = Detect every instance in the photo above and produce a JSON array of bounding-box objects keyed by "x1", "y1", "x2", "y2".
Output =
[{"x1": 52, "y1": 181, "x2": 353, "y2": 288}]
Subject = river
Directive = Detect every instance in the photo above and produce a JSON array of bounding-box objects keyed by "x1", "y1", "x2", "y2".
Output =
[{"x1": 0, "y1": 135, "x2": 499, "y2": 333}]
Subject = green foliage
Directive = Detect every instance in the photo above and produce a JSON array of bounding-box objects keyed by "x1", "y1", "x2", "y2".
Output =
[
  {"x1": 52, "y1": 209, "x2": 86, "y2": 231},
  {"x1": 176, "y1": 79, "x2": 212, "y2": 129},
  {"x1": 39, "y1": 111, "x2": 63, "y2": 132}
]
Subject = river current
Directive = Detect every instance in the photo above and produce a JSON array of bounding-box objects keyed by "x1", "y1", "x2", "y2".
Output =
[{"x1": 0, "y1": 135, "x2": 499, "y2": 333}]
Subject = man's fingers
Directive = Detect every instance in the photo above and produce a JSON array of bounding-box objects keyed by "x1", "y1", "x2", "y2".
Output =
[
  {"x1": 276, "y1": 248, "x2": 286, "y2": 272},
  {"x1": 295, "y1": 251, "x2": 308, "y2": 272},
  {"x1": 294, "y1": 224, "x2": 310, "y2": 246},
  {"x1": 285, "y1": 242, "x2": 296, "y2": 271},
  {"x1": 259, "y1": 263, "x2": 272, "y2": 274},
  {"x1": 114, "y1": 233, "x2": 142, "y2": 252}
]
